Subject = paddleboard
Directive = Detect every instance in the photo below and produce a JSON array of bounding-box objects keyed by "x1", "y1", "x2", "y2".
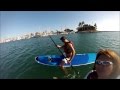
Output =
[{"x1": 35, "y1": 53, "x2": 96, "y2": 67}]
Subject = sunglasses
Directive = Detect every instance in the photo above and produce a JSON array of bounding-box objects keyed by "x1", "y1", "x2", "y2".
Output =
[{"x1": 95, "y1": 60, "x2": 113, "y2": 65}]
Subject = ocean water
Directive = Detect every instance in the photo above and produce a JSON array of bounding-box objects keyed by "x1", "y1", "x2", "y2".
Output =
[{"x1": 0, "y1": 31, "x2": 120, "y2": 79}]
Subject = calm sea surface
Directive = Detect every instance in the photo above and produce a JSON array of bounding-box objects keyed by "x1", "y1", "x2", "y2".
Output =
[{"x1": 0, "y1": 31, "x2": 120, "y2": 79}]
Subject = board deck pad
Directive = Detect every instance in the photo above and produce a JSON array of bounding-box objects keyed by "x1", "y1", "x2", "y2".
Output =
[{"x1": 35, "y1": 53, "x2": 96, "y2": 67}]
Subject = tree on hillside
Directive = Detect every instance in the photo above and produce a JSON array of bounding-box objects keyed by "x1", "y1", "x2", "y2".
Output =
[
  {"x1": 94, "y1": 23, "x2": 97, "y2": 29},
  {"x1": 78, "y1": 22, "x2": 82, "y2": 27}
]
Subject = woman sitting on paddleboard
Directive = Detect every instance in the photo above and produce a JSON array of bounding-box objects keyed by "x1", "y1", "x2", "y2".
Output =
[
  {"x1": 57, "y1": 36, "x2": 76, "y2": 75},
  {"x1": 85, "y1": 49, "x2": 120, "y2": 79}
]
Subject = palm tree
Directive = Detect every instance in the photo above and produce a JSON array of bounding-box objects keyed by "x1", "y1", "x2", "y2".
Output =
[
  {"x1": 94, "y1": 23, "x2": 97, "y2": 30},
  {"x1": 82, "y1": 21, "x2": 85, "y2": 26},
  {"x1": 82, "y1": 21, "x2": 85, "y2": 30},
  {"x1": 78, "y1": 22, "x2": 81, "y2": 27}
]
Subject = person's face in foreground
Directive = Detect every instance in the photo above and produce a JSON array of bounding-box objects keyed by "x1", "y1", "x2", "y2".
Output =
[{"x1": 95, "y1": 54, "x2": 113, "y2": 78}]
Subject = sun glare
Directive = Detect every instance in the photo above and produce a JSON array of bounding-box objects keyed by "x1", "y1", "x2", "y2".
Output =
[{"x1": 98, "y1": 17, "x2": 119, "y2": 31}]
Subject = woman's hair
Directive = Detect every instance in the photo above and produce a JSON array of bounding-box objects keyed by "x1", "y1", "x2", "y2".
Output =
[{"x1": 93, "y1": 49, "x2": 120, "y2": 79}]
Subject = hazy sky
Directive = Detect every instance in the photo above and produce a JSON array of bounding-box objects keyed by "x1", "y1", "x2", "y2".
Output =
[{"x1": 0, "y1": 11, "x2": 120, "y2": 39}]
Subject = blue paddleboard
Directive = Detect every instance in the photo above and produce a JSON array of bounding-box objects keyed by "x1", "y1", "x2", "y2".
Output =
[{"x1": 35, "y1": 53, "x2": 96, "y2": 67}]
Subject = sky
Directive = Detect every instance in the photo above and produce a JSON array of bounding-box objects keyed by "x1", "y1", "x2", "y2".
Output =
[{"x1": 0, "y1": 11, "x2": 120, "y2": 39}]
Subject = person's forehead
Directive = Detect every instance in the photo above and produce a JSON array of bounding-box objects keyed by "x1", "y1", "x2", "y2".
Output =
[{"x1": 97, "y1": 54, "x2": 111, "y2": 61}]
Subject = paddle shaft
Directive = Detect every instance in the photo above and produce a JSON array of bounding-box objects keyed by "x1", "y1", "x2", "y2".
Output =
[{"x1": 49, "y1": 36, "x2": 65, "y2": 57}]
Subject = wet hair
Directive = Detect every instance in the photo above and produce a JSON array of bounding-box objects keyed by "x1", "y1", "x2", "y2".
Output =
[{"x1": 93, "y1": 49, "x2": 120, "y2": 79}]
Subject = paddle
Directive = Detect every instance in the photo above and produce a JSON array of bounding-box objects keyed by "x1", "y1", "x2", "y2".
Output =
[
  {"x1": 49, "y1": 35, "x2": 80, "y2": 77},
  {"x1": 49, "y1": 35, "x2": 64, "y2": 56}
]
